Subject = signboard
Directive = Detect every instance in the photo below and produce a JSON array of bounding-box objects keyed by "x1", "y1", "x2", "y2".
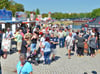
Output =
[
  {"x1": 2, "y1": 39, "x2": 11, "y2": 51},
  {"x1": 0, "y1": 8, "x2": 12, "y2": 20},
  {"x1": 16, "y1": 12, "x2": 27, "y2": 21}
]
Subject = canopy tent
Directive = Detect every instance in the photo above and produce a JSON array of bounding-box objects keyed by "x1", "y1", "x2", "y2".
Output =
[
  {"x1": 82, "y1": 16, "x2": 100, "y2": 28},
  {"x1": 0, "y1": 20, "x2": 22, "y2": 24}
]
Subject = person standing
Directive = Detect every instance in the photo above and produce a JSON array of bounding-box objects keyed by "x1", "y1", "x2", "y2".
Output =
[
  {"x1": 10, "y1": 32, "x2": 22, "y2": 53},
  {"x1": 63, "y1": 29, "x2": 67, "y2": 43},
  {"x1": 65, "y1": 32, "x2": 73, "y2": 59},
  {"x1": 5, "y1": 28, "x2": 13, "y2": 39},
  {"x1": 58, "y1": 29, "x2": 64, "y2": 48},
  {"x1": 42, "y1": 37, "x2": 51, "y2": 64},
  {"x1": 19, "y1": 28, "x2": 24, "y2": 40},
  {"x1": 31, "y1": 32, "x2": 38, "y2": 54},
  {"x1": 76, "y1": 33, "x2": 85, "y2": 56},
  {"x1": 39, "y1": 33, "x2": 45, "y2": 61},
  {"x1": 89, "y1": 33, "x2": 97, "y2": 57},
  {"x1": 21, "y1": 38, "x2": 28, "y2": 56},
  {"x1": 24, "y1": 28, "x2": 32, "y2": 46},
  {"x1": 50, "y1": 33, "x2": 58, "y2": 61}
]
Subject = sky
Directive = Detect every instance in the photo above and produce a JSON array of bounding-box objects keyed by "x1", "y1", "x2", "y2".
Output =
[{"x1": 14, "y1": 0, "x2": 100, "y2": 14}]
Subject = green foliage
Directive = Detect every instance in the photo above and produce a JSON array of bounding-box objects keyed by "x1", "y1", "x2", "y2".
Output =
[
  {"x1": 0, "y1": 0, "x2": 24, "y2": 16},
  {"x1": 35, "y1": 8, "x2": 40, "y2": 15},
  {"x1": 42, "y1": 13, "x2": 48, "y2": 18},
  {"x1": 42, "y1": 8, "x2": 100, "y2": 19},
  {"x1": 25, "y1": 11, "x2": 30, "y2": 18},
  {"x1": 0, "y1": 0, "x2": 9, "y2": 9},
  {"x1": 91, "y1": 8, "x2": 100, "y2": 18},
  {"x1": 15, "y1": 3, "x2": 24, "y2": 11}
]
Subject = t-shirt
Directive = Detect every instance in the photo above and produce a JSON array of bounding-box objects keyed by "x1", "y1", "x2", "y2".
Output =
[
  {"x1": 76, "y1": 37, "x2": 85, "y2": 48},
  {"x1": 63, "y1": 31, "x2": 67, "y2": 37},
  {"x1": 66, "y1": 31, "x2": 69, "y2": 36},
  {"x1": 5, "y1": 31, "x2": 13, "y2": 38},
  {"x1": 40, "y1": 37, "x2": 45, "y2": 50},
  {"x1": 24, "y1": 33, "x2": 32, "y2": 44},
  {"x1": 42, "y1": 41, "x2": 51, "y2": 52},
  {"x1": 15, "y1": 34, "x2": 22, "y2": 42},
  {"x1": 89, "y1": 37, "x2": 96, "y2": 48},
  {"x1": 16, "y1": 61, "x2": 33, "y2": 74},
  {"x1": 54, "y1": 31, "x2": 58, "y2": 37},
  {"x1": 50, "y1": 37, "x2": 58, "y2": 49},
  {"x1": 72, "y1": 32, "x2": 76, "y2": 40},
  {"x1": 65, "y1": 35, "x2": 73, "y2": 46},
  {"x1": 40, "y1": 37, "x2": 45, "y2": 42},
  {"x1": 58, "y1": 32, "x2": 64, "y2": 38}
]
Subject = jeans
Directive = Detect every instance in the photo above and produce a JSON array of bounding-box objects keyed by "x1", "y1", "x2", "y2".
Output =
[
  {"x1": 44, "y1": 51, "x2": 51, "y2": 64},
  {"x1": 31, "y1": 43, "x2": 36, "y2": 52},
  {"x1": 59, "y1": 38, "x2": 64, "y2": 48}
]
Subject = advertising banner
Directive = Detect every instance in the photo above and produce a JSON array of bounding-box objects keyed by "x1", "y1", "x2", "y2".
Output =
[
  {"x1": 16, "y1": 12, "x2": 27, "y2": 21},
  {"x1": 0, "y1": 8, "x2": 12, "y2": 20}
]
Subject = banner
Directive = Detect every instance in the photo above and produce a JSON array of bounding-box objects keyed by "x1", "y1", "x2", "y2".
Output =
[
  {"x1": 0, "y1": 8, "x2": 12, "y2": 20},
  {"x1": 2, "y1": 39, "x2": 11, "y2": 51},
  {"x1": 16, "y1": 12, "x2": 27, "y2": 21}
]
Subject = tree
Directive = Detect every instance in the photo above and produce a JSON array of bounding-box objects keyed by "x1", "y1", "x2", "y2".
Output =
[
  {"x1": 91, "y1": 8, "x2": 100, "y2": 18},
  {"x1": 36, "y1": 8, "x2": 40, "y2": 15},
  {"x1": 42, "y1": 13, "x2": 48, "y2": 18},
  {"x1": 15, "y1": 3, "x2": 24, "y2": 11},
  {"x1": 0, "y1": 0, "x2": 9, "y2": 9},
  {"x1": 25, "y1": 11, "x2": 31, "y2": 18},
  {"x1": 0, "y1": 0, "x2": 25, "y2": 16}
]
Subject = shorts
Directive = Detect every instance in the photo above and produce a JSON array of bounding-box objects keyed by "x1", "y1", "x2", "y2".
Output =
[
  {"x1": 17, "y1": 42, "x2": 22, "y2": 50},
  {"x1": 51, "y1": 48, "x2": 56, "y2": 55},
  {"x1": 31, "y1": 43, "x2": 36, "y2": 52},
  {"x1": 66, "y1": 45, "x2": 73, "y2": 50}
]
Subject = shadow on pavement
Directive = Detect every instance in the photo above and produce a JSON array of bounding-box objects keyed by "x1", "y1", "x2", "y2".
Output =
[
  {"x1": 92, "y1": 71, "x2": 97, "y2": 74},
  {"x1": 51, "y1": 56, "x2": 61, "y2": 62},
  {"x1": 66, "y1": 53, "x2": 74, "y2": 56},
  {"x1": 83, "y1": 71, "x2": 97, "y2": 74},
  {"x1": 84, "y1": 72, "x2": 88, "y2": 74}
]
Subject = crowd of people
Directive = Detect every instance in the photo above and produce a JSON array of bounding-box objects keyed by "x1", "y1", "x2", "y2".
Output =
[{"x1": 0, "y1": 24, "x2": 100, "y2": 73}]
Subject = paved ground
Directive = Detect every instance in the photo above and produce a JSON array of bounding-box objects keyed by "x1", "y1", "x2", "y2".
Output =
[{"x1": 1, "y1": 46, "x2": 100, "y2": 74}]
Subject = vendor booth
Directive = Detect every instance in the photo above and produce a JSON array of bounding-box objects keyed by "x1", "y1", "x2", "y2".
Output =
[{"x1": 83, "y1": 16, "x2": 100, "y2": 49}]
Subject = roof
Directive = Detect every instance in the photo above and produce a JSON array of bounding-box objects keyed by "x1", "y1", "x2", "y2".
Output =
[{"x1": 82, "y1": 16, "x2": 100, "y2": 28}]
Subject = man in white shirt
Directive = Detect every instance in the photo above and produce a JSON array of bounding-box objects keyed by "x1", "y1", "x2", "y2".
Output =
[
  {"x1": 39, "y1": 34, "x2": 45, "y2": 61},
  {"x1": 65, "y1": 32, "x2": 73, "y2": 59}
]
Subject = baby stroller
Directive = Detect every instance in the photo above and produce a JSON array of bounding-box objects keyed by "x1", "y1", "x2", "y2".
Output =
[{"x1": 27, "y1": 47, "x2": 42, "y2": 65}]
